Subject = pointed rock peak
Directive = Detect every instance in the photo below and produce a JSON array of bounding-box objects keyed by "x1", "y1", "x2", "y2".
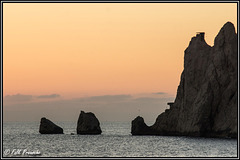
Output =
[
  {"x1": 196, "y1": 32, "x2": 205, "y2": 41},
  {"x1": 80, "y1": 111, "x2": 85, "y2": 114},
  {"x1": 186, "y1": 31, "x2": 210, "y2": 53},
  {"x1": 222, "y1": 21, "x2": 236, "y2": 32},
  {"x1": 214, "y1": 21, "x2": 236, "y2": 47}
]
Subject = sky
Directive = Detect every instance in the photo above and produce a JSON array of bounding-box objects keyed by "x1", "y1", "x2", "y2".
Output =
[{"x1": 2, "y1": 3, "x2": 237, "y2": 122}]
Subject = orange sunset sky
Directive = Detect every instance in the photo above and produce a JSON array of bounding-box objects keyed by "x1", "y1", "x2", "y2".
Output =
[
  {"x1": 2, "y1": 2, "x2": 238, "y2": 122},
  {"x1": 3, "y1": 3, "x2": 237, "y2": 99}
]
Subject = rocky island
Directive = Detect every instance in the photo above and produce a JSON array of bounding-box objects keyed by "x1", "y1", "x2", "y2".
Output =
[
  {"x1": 77, "y1": 111, "x2": 102, "y2": 135},
  {"x1": 131, "y1": 22, "x2": 237, "y2": 138},
  {"x1": 39, "y1": 117, "x2": 64, "y2": 134}
]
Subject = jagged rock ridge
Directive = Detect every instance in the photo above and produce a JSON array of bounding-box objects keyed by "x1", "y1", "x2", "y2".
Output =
[{"x1": 131, "y1": 22, "x2": 237, "y2": 138}]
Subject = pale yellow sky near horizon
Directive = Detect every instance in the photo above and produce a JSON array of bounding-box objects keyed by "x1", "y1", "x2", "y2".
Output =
[{"x1": 3, "y1": 3, "x2": 237, "y2": 99}]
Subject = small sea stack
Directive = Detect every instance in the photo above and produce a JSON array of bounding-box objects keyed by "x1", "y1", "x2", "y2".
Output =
[
  {"x1": 131, "y1": 116, "x2": 156, "y2": 135},
  {"x1": 39, "y1": 117, "x2": 64, "y2": 134},
  {"x1": 77, "y1": 111, "x2": 102, "y2": 135}
]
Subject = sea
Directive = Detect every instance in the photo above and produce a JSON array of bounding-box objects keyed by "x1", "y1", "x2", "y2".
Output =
[{"x1": 2, "y1": 121, "x2": 238, "y2": 158}]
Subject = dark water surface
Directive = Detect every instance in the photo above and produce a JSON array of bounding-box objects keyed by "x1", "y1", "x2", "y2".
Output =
[{"x1": 3, "y1": 121, "x2": 237, "y2": 157}]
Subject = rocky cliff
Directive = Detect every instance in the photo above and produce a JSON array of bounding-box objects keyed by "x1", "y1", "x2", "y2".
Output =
[{"x1": 131, "y1": 22, "x2": 237, "y2": 138}]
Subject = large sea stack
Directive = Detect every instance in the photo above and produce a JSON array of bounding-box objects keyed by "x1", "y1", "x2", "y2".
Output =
[
  {"x1": 77, "y1": 111, "x2": 102, "y2": 135},
  {"x1": 131, "y1": 22, "x2": 237, "y2": 138},
  {"x1": 39, "y1": 117, "x2": 63, "y2": 134}
]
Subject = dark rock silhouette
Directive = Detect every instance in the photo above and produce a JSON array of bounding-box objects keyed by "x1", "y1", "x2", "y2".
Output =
[
  {"x1": 131, "y1": 22, "x2": 237, "y2": 138},
  {"x1": 131, "y1": 116, "x2": 156, "y2": 135},
  {"x1": 39, "y1": 117, "x2": 63, "y2": 134},
  {"x1": 77, "y1": 111, "x2": 102, "y2": 135}
]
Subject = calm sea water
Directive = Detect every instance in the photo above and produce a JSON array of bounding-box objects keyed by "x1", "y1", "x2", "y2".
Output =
[{"x1": 3, "y1": 121, "x2": 238, "y2": 157}]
